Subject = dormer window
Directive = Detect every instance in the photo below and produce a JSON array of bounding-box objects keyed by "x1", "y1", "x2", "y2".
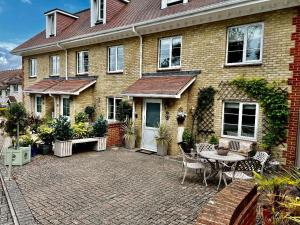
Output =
[
  {"x1": 161, "y1": 0, "x2": 188, "y2": 9},
  {"x1": 46, "y1": 13, "x2": 56, "y2": 38},
  {"x1": 91, "y1": 0, "x2": 106, "y2": 26}
]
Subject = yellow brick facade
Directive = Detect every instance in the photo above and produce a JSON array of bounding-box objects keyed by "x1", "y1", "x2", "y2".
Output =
[{"x1": 22, "y1": 9, "x2": 295, "y2": 156}]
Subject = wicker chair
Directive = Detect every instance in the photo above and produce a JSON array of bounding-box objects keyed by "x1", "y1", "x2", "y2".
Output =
[{"x1": 179, "y1": 145, "x2": 209, "y2": 186}]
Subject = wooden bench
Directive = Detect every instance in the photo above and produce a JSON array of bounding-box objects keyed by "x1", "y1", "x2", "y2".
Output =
[{"x1": 54, "y1": 137, "x2": 107, "y2": 157}]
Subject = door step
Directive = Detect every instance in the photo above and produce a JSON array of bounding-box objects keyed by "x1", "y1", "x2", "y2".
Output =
[{"x1": 136, "y1": 149, "x2": 156, "y2": 155}]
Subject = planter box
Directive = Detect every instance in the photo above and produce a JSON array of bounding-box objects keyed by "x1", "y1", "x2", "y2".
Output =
[
  {"x1": 54, "y1": 140, "x2": 72, "y2": 157},
  {"x1": 95, "y1": 137, "x2": 107, "y2": 151},
  {"x1": 4, "y1": 146, "x2": 31, "y2": 166}
]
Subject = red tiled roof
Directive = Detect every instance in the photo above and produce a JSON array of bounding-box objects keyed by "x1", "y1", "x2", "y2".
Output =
[
  {"x1": 122, "y1": 75, "x2": 196, "y2": 98},
  {"x1": 13, "y1": 0, "x2": 225, "y2": 52},
  {"x1": 0, "y1": 69, "x2": 22, "y2": 88},
  {"x1": 24, "y1": 78, "x2": 96, "y2": 95}
]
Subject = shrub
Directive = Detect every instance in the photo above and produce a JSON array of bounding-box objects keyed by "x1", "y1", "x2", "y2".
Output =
[
  {"x1": 209, "y1": 135, "x2": 219, "y2": 145},
  {"x1": 122, "y1": 119, "x2": 135, "y2": 142},
  {"x1": 75, "y1": 112, "x2": 89, "y2": 124},
  {"x1": 53, "y1": 116, "x2": 73, "y2": 141},
  {"x1": 0, "y1": 108, "x2": 7, "y2": 117},
  {"x1": 72, "y1": 122, "x2": 93, "y2": 139},
  {"x1": 118, "y1": 101, "x2": 132, "y2": 122},
  {"x1": 19, "y1": 134, "x2": 32, "y2": 147},
  {"x1": 93, "y1": 115, "x2": 108, "y2": 137},
  {"x1": 85, "y1": 106, "x2": 95, "y2": 121},
  {"x1": 155, "y1": 123, "x2": 171, "y2": 146},
  {"x1": 182, "y1": 129, "x2": 195, "y2": 145},
  {"x1": 5, "y1": 103, "x2": 28, "y2": 138},
  {"x1": 27, "y1": 115, "x2": 43, "y2": 133},
  {"x1": 37, "y1": 124, "x2": 54, "y2": 145}
]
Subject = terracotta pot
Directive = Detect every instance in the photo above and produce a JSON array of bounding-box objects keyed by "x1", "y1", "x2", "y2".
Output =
[{"x1": 262, "y1": 208, "x2": 273, "y2": 225}]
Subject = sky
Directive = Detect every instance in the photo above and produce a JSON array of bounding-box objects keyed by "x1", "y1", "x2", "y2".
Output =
[{"x1": 0, "y1": 0, "x2": 90, "y2": 71}]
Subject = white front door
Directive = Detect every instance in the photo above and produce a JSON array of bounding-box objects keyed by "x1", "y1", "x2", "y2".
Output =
[{"x1": 142, "y1": 99, "x2": 162, "y2": 152}]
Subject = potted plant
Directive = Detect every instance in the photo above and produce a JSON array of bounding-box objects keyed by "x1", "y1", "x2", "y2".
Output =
[
  {"x1": 92, "y1": 115, "x2": 108, "y2": 151},
  {"x1": 209, "y1": 135, "x2": 219, "y2": 148},
  {"x1": 122, "y1": 119, "x2": 136, "y2": 149},
  {"x1": 177, "y1": 110, "x2": 187, "y2": 125},
  {"x1": 181, "y1": 128, "x2": 195, "y2": 153},
  {"x1": 37, "y1": 123, "x2": 54, "y2": 155},
  {"x1": 4, "y1": 103, "x2": 31, "y2": 166},
  {"x1": 53, "y1": 116, "x2": 73, "y2": 157},
  {"x1": 254, "y1": 169, "x2": 300, "y2": 225},
  {"x1": 155, "y1": 123, "x2": 171, "y2": 156},
  {"x1": 85, "y1": 106, "x2": 95, "y2": 122},
  {"x1": 72, "y1": 122, "x2": 93, "y2": 139},
  {"x1": 75, "y1": 112, "x2": 89, "y2": 124}
]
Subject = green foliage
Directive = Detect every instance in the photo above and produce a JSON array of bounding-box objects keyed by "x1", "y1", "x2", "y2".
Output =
[
  {"x1": 209, "y1": 135, "x2": 219, "y2": 145},
  {"x1": 118, "y1": 101, "x2": 133, "y2": 122},
  {"x1": 5, "y1": 103, "x2": 28, "y2": 138},
  {"x1": 0, "y1": 108, "x2": 7, "y2": 117},
  {"x1": 75, "y1": 112, "x2": 89, "y2": 124},
  {"x1": 182, "y1": 129, "x2": 195, "y2": 146},
  {"x1": 37, "y1": 124, "x2": 54, "y2": 145},
  {"x1": 84, "y1": 106, "x2": 95, "y2": 121},
  {"x1": 28, "y1": 115, "x2": 43, "y2": 133},
  {"x1": 19, "y1": 134, "x2": 33, "y2": 147},
  {"x1": 92, "y1": 115, "x2": 108, "y2": 137},
  {"x1": 53, "y1": 116, "x2": 73, "y2": 141},
  {"x1": 155, "y1": 123, "x2": 171, "y2": 145},
  {"x1": 231, "y1": 78, "x2": 288, "y2": 150},
  {"x1": 72, "y1": 122, "x2": 93, "y2": 139},
  {"x1": 122, "y1": 119, "x2": 136, "y2": 142}
]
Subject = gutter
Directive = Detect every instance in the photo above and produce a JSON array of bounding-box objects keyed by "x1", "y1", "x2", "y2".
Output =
[
  {"x1": 56, "y1": 43, "x2": 68, "y2": 80},
  {"x1": 11, "y1": 0, "x2": 300, "y2": 56},
  {"x1": 132, "y1": 26, "x2": 143, "y2": 79}
]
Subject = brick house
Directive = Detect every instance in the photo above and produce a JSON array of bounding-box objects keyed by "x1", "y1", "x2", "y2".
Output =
[
  {"x1": 11, "y1": 0, "x2": 300, "y2": 166},
  {"x1": 0, "y1": 69, "x2": 23, "y2": 107}
]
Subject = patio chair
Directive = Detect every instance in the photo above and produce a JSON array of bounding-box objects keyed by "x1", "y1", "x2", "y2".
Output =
[
  {"x1": 179, "y1": 145, "x2": 209, "y2": 186},
  {"x1": 196, "y1": 143, "x2": 216, "y2": 163},
  {"x1": 252, "y1": 151, "x2": 269, "y2": 175},
  {"x1": 223, "y1": 158, "x2": 262, "y2": 181}
]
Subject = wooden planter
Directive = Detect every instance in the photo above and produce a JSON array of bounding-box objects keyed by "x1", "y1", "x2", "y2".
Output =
[
  {"x1": 95, "y1": 137, "x2": 107, "y2": 151},
  {"x1": 54, "y1": 140, "x2": 72, "y2": 157},
  {"x1": 4, "y1": 146, "x2": 31, "y2": 166}
]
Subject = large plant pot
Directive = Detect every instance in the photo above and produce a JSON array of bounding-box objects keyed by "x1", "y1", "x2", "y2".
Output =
[
  {"x1": 5, "y1": 146, "x2": 31, "y2": 166},
  {"x1": 125, "y1": 136, "x2": 135, "y2": 150},
  {"x1": 31, "y1": 144, "x2": 39, "y2": 157},
  {"x1": 95, "y1": 137, "x2": 107, "y2": 151},
  {"x1": 39, "y1": 144, "x2": 52, "y2": 155},
  {"x1": 180, "y1": 142, "x2": 192, "y2": 153},
  {"x1": 157, "y1": 142, "x2": 168, "y2": 156},
  {"x1": 54, "y1": 140, "x2": 72, "y2": 157}
]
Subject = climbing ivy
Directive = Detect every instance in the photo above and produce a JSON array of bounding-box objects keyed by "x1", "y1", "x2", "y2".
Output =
[{"x1": 231, "y1": 78, "x2": 289, "y2": 150}]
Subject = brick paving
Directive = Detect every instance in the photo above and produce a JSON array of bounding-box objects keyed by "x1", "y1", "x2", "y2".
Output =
[
  {"x1": 0, "y1": 181, "x2": 13, "y2": 225},
  {"x1": 11, "y1": 150, "x2": 216, "y2": 225}
]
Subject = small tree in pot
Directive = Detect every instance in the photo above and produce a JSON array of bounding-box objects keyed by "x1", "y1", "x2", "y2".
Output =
[
  {"x1": 155, "y1": 123, "x2": 171, "y2": 156},
  {"x1": 37, "y1": 123, "x2": 54, "y2": 155},
  {"x1": 122, "y1": 119, "x2": 136, "y2": 149}
]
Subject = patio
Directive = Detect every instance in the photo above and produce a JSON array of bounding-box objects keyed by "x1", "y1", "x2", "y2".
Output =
[{"x1": 10, "y1": 149, "x2": 216, "y2": 225}]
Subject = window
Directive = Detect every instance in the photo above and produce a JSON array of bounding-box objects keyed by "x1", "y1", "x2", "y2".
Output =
[
  {"x1": 108, "y1": 46, "x2": 124, "y2": 72},
  {"x1": 35, "y1": 95, "x2": 42, "y2": 116},
  {"x1": 61, "y1": 96, "x2": 70, "y2": 118},
  {"x1": 50, "y1": 56, "x2": 60, "y2": 76},
  {"x1": 97, "y1": 0, "x2": 105, "y2": 22},
  {"x1": 29, "y1": 59, "x2": 37, "y2": 77},
  {"x1": 91, "y1": 0, "x2": 106, "y2": 26},
  {"x1": 107, "y1": 97, "x2": 122, "y2": 121},
  {"x1": 161, "y1": 0, "x2": 188, "y2": 9},
  {"x1": 77, "y1": 51, "x2": 89, "y2": 75},
  {"x1": 12, "y1": 85, "x2": 18, "y2": 92},
  {"x1": 226, "y1": 23, "x2": 263, "y2": 65},
  {"x1": 46, "y1": 13, "x2": 56, "y2": 38},
  {"x1": 222, "y1": 102, "x2": 258, "y2": 140},
  {"x1": 159, "y1": 36, "x2": 182, "y2": 69}
]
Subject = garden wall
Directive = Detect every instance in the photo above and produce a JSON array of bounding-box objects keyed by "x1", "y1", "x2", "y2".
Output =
[
  {"x1": 107, "y1": 123, "x2": 123, "y2": 147},
  {"x1": 196, "y1": 181, "x2": 258, "y2": 225}
]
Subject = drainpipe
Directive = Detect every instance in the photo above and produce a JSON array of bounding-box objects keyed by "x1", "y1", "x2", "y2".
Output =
[
  {"x1": 132, "y1": 26, "x2": 143, "y2": 79},
  {"x1": 56, "y1": 43, "x2": 68, "y2": 80}
]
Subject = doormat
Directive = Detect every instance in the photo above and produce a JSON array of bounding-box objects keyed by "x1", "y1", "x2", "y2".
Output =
[{"x1": 136, "y1": 149, "x2": 156, "y2": 155}]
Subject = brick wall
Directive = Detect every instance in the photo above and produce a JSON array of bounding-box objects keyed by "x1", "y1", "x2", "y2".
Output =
[
  {"x1": 107, "y1": 123, "x2": 123, "y2": 147},
  {"x1": 287, "y1": 8, "x2": 300, "y2": 167},
  {"x1": 196, "y1": 181, "x2": 258, "y2": 225}
]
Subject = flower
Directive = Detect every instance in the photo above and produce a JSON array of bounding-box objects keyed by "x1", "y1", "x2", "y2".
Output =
[{"x1": 177, "y1": 111, "x2": 187, "y2": 119}]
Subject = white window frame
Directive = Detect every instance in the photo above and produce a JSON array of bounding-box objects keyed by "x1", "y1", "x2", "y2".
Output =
[
  {"x1": 158, "y1": 36, "x2": 182, "y2": 70},
  {"x1": 35, "y1": 95, "x2": 42, "y2": 116},
  {"x1": 77, "y1": 51, "x2": 89, "y2": 75},
  {"x1": 46, "y1": 13, "x2": 57, "y2": 38},
  {"x1": 108, "y1": 45, "x2": 124, "y2": 73},
  {"x1": 60, "y1": 95, "x2": 71, "y2": 119},
  {"x1": 161, "y1": 0, "x2": 188, "y2": 9},
  {"x1": 29, "y1": 59, "x2": 37, "y2": 77},
  {"x1": 221, "y1": 102, "x2": 259, "y2": 141},
  {"x1": 107, "y1": 97, "x2": 122, "y2": 122},
  {"x1": 12, "y1": 84, "x2": 18, "y2": 93},
  {"x1": 50, "y1": 55, "x2": 60, "y2": 76},
  {"x1": 91, "y1": 0, "x2": 107, "y2": 26},
  {"x1": 225, "y1": 22, "x2": 264, "y2": 66}
]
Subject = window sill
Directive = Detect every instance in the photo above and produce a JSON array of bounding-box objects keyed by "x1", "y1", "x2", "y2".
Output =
[
  {"x1": 157, "y1": 68, "x2": 181, "y2": 72},
  {"x1": 29, "y1": 76, "x2": 37, "y2": 79},
  {"x1": 224, "y1": 62, "x2": 262, "y2": 68},
  {"x1": 107, "y1": 71, "x2": 123, "y2": 75},
  {"x1": 221, "y1": 135, "x2": 257, "y2": 142},
  {"x1": 76, "y1": 73, "x2": 89, "y2": 76}
]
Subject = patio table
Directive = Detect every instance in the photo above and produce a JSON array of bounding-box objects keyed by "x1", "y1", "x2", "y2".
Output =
[{"x1": 199, "y1": 150, "x2": 245, "y2": 190}]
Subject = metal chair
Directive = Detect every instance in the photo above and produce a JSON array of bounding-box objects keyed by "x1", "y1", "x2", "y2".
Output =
[
  {"x1": 223, "y1": 158, "x2": 262, "y2": 181},
  {"x1": 252, "y1": 151, "x2": 269, "y2": 174},
  {"x1": 179, "y1": 145, "x2": 209, "y2": 186},
  {"x1": 195, "y1": 143, "x2": 215, "y2": 152}
]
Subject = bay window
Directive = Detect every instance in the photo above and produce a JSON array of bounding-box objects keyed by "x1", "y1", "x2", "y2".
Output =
[
  {"x1": 107, "y1": 97, "x2": 122, "y2": 121},
  {"x1": 77, "y1": 51, "x2": 89, "y2": 75},
  {"x1": 159, "y1": 36, "x2": 182, "y2": 69},
  {"x1": 226, "y1": 23, "x2": 263, "y2": 65},
  {"x1": 222, "y1": 102, "x2": 258, "y2": 140},
  {"x1": 108, "y1": 46, "x2": 124, "y2": 73}
]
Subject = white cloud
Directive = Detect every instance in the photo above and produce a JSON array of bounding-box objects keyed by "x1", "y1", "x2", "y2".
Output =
[
  {"x1": 0, "y1": 56, "x2": 8, "y2": 65},
  {"x1": 0, "y1": 42, "x2": 18, "y2": 51},
  {"x1": 21, "y1": 0, "x2": 32, "y2": 4},
  {"x1": 0, "y1": 42, "x2": 22, "y2": 71}
]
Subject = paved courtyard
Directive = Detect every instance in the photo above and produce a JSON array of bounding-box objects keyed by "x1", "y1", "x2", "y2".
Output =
[
  {"x1": 12, "y1": 150, "x2": 216, "y2": 225},
  {"x1": 0, "y1": 181, "x2": 13, "y2": 225}
]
